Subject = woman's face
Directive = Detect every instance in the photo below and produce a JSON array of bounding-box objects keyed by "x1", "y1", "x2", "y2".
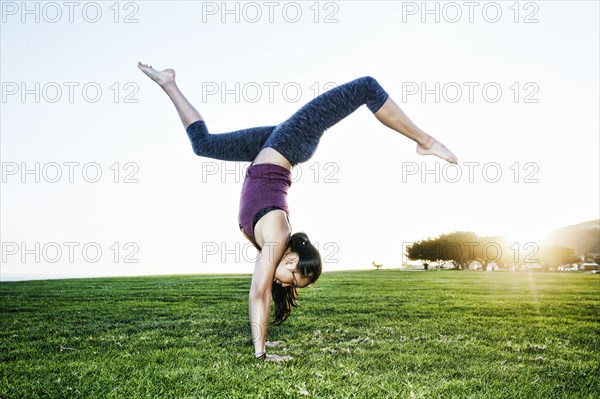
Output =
[{"x1": 273, "y1": 249, "x2": 312, "y2": 288}]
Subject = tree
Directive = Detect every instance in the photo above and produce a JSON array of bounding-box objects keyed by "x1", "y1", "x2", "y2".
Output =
[
  {"x1": 437, "y1": 231, "x2": 479, "y2": 270},
  {"x1": 405, "y1": 239, "x2": 436, "y2": 269},
  {"x1": 538, "y1": 246, "x2": 578, "y2": 271},
  {"x1": 371, "y1": 261, "x2": 383, "y2": 270},
  {"x1": 406, "y1": 231, "x2": 480, "y2": 270},
  {"x1": 476, "y1": 236, "x2": 509, "y2": 271}
]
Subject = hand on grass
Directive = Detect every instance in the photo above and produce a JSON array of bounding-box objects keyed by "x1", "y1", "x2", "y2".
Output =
[
  {"x1": 265, "y1": 341, "x2": 284, "y2": 348},
  {"x1": 264, "y1": 353, "x2": 292, "y2": 362}
]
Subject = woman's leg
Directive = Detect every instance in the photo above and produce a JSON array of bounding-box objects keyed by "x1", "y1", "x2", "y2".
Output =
[
  {"x1": 259, "y1": 76, "x2": 389, "y2": 166},
  {"x1": 138, "y1": 62, "x2": 275, "y2": 162},
  {"x1": 259, "y1": 76, "x2": 457, "y2": 166},
  {"x1": 374, "y1": 96, "x2": 457, "y2": 163}
]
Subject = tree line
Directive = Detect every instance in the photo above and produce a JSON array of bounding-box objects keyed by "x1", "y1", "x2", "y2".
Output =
[{"x1": 405, "y1": 231, "x2": 582, "y2": 271}]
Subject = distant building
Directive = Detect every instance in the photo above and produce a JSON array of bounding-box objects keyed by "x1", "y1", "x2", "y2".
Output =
[
  {"x1": 521, "y1": 263, "x2": 543, "y2": 272},
  {"x1": 558, "y1": 263, "x2": 579, "y2": 272},
  {"x1": 579, "y1": 262, "x2": 599, "y2": 272},
  {"x1": 468, "y1": 261, "x2": 482, "y2": 271},
  {"x1": 487, "y1": 263, "x2": 499, "y2": 271}
]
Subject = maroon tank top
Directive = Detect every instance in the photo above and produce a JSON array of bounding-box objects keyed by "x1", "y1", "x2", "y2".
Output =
[{"x1": 238, "y1": 163, "x2": 292, "y2": 250}]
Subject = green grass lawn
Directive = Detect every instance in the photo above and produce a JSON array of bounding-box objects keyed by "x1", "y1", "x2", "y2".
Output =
[{"x1": 1, "y1": 271, "x2": 598, "y2": 398}]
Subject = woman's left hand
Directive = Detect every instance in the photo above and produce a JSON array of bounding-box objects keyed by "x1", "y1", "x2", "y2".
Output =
[{"x1": 264, "y1": 353, "x2": 292, "y2": 362}]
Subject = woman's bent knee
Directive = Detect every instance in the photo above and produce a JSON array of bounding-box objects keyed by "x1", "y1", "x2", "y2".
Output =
[{"x1": 185, "y1": 120, "x2": 208, "y2": 156}]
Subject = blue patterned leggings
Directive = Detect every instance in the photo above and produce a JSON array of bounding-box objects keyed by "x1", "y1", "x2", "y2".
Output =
[{"x1": 185, "y1": 76, "x2": 389, "y2": 166}]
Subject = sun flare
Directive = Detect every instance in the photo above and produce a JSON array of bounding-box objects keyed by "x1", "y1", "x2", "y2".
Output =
[{"x1": 502, "y1": 228, "x2": 546, "y2": 246}]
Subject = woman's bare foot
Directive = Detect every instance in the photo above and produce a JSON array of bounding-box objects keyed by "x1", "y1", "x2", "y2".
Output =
[
  {"x1": 137, "y1": 62, "x2": 175, "y2": 87},
  {"x1": 417, "y1": 136, "x2": 458, "y2": 164}
]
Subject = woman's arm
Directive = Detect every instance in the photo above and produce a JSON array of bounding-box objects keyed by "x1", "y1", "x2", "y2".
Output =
[{"x1": 248, "y1": 211, "x2": 291, "y2": 360}]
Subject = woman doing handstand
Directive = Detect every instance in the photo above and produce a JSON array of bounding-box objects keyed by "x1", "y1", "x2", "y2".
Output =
[{"x1": 138, "y1": 62, "x2": 457, "y2": 362}]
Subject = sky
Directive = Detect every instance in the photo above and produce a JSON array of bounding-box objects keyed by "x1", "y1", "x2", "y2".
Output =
[{"x1": 1, "y1": 0, "x2": 599, "y2": 281}]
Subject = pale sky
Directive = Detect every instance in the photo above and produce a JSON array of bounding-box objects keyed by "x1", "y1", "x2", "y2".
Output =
[{"x1": 1, "y1": 1, "x2": 599, "y2": 280}]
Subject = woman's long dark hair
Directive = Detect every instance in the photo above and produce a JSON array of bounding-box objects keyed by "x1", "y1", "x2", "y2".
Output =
[{"x1": 271, "y1": 232, "x2": 322, "y2": 324}]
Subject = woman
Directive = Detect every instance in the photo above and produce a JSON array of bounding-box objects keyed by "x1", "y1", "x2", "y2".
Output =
[{"x1": 137, "y1": 62, "x2": 457, "y2": 361}]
